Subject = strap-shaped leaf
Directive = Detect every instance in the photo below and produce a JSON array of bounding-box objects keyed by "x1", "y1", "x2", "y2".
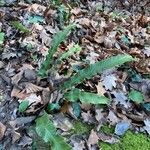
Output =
[
  {"x1": 60, "y1": 54, "x2": 134, "y2": 90},
  {"x1": 36, "y1": 112, "x2": 72, "y2": 150},
  {"x1": 64, "y1": 88, "x2": 109, "y2": 104},
  {"x1": 59, "y1": 44, "x2": 81, "y2": 61},
  {"x1": 38, "y1": 24, "x2": 76, "y2": 77},
  {"x1": 11, "y1": 21, "x2": 30, "y2": 33}
]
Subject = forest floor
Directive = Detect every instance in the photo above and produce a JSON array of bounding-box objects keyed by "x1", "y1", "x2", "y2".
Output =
[{"x1": 0, "y1": 0, "x2": 150, "y2": 150}]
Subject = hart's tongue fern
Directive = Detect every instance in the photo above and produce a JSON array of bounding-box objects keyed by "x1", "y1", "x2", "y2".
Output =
[
  {"x1": 60, "y1": 54, "x2": 134, "y2": 90},
  {"x1": 38, "y1": 24, "x2": 76, "y2": 77}
]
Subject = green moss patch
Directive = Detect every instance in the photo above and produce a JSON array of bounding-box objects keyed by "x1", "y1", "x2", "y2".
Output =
[
  {"x1": 72, "y1": 120, "x2": 93, "y2": 135},
  {"x1": 100, "y1": 124, "x2": 114, "y2": 134},
  {"x1": 99, "y1": 131, "x2": 150, "y2": 150}
]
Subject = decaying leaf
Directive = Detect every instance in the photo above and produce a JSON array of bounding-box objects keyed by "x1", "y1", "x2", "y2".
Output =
[
  {"x1": 98, "y1": 132, "x2": 120, "y2": 144},
  {"x1": 95, "y1": 109, "x2": 104, "y2": 122},
  {"x1": 87, "y1": 130, "x2": 99, "y2": 147},
  {"x1": 53, "y1": 113, "x2": 73, "y2": 132},
  {"x1": 107, "y1": 110, "x2": 120, "y2": 125},
  {"x1": 81, "y1": 111, "x2": 96, "y2": 123},
  {"x1": 25, "y1": 83, "x2": 43, "y2": 94},
  {"x1": 96, "y1": 82, "x2": 106, "y2": 96},
  {"x1": 11, "y1": 86, "x2": 29, "y2": 99},
  {"x1": 112, "y1": 91, "x2": 131, "y2": 108},
  {"x1": 40, "y1": 29, "x2": 52, "y2": 46},
  {"x1": 72, "y1": 141, "x2": 85, "y2": 150},
  {"x1": 143, "y1": 119, "x2": 150, "y2": 135},
  {"x1": 143, "y1": 46, "x2": 150, "y2": 57},
  {"x1": 102, "y1": 74, "x2": 117, "y2": 91},
  {"x1": 19, "y1": 93, "x2": 42, "y2": 105},
  {"x1": 0, "y1": 122, "x2": 6, "y2": 140}
]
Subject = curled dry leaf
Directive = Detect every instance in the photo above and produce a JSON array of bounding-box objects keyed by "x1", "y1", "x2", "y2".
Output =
[
  {"x1": 19, "y1": 93, "x2": 42, "y2": 105},
  {"x1": 11, "y1": 71, "x2": 24, "y2": 85},
  {"x1": 25, "y1": 83, "x2": 43, "y2": 94},
  {"x1": 71, "y1": 7, "x2": 82, "y2": 16},
  {"x1": 79, "y1": 18, "x2": 91, "y2": 27},
  {"x1": 11, "y1": 86, "x2": 29, "y2": 99},
  {"x1": 12, "y1": 131, "x2": 21, "y2": 143},
  {"x1": 0, "y1": 122, "x2": 6, "y2": 140}
]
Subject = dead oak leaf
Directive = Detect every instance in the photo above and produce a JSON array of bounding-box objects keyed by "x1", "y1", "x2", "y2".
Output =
[{"x1": 102, "y1": 74, "x2": 117, "y2": 91}]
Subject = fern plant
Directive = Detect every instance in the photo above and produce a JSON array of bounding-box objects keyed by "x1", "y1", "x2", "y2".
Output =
[
  {"x1": 36, "y1": 112, "x2": 71, "y2": 150},
  {"x1": 38, "y1": 24, "x2": 76, "y2": 77},
  {"x1": 36, "y1": 24, "x2": 134, "y2": 150}
]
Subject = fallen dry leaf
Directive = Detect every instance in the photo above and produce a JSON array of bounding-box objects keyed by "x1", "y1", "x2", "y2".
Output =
[
  {"x1": 25, "y1": 83, "x2": 43, "y2": 94},
  {"x1": 53, "y1": 113, "x2": 73, "y2": 132},
  {"x1": 0, "y1": 122, "x2": 6, "y2": 140},
  {"x1": 107, "y1": 110, "x2": 120, "y2": 125},
  {"x1": 87, "y1": 130, "x2": 99, "y2": 147},
  {"x1": 98, "y1": 132, "x2": 120, "y2": 144},
  {"x1": 96, "y1": 82, "x2": 106, "y2": 96},
  {"x1": 11, "y1": 86, "x2": 29, "y2": 99}
]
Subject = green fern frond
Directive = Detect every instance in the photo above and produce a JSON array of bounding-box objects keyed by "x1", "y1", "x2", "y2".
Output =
[
  {"x1": 59, "y1": 44, "x2": 81, "y2": 61},
  {"x1": 36, "y1": 112, "x2": 72, "y2": 150},
  {"x1": 11, "y1": 21, "x2": 30, "y2": 33},
  {"x1": 38, "y1": 24, "x2": 76, "y2": 77},
  {"x1": 60, "y1": 54, "x2": 134, "y2": 90},
  {"x1": 64, "y1": 88, "x2": 109, "y2": 104}
]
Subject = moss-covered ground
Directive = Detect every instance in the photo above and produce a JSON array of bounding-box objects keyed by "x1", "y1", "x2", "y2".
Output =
[
  {"x1": 99, "y1": 125, "x2": 150, "y2": 150},
  {"x1": 72, "y1": 122, "x2": 150, "y2": 150}
]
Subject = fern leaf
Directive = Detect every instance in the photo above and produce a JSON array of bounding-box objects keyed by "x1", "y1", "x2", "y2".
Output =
[
  {"x1": 64, "y1": 88, "x2": 109, "y2": 104},
  {"x1": 59, "y1": 44, "x2": 81, "y2": 61},
  {"x1": 11, "y1": 21, "x2": 30, "y2": 33},
  {"x1": 38, "y1": 24, "x2": 76, "y2": 77},
  {"x1": 60, "y1": 54, "x2": 134, "y2": 90},
  {"x1": 36, "y1": 112, "x2": 72, "y2": 150}
]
